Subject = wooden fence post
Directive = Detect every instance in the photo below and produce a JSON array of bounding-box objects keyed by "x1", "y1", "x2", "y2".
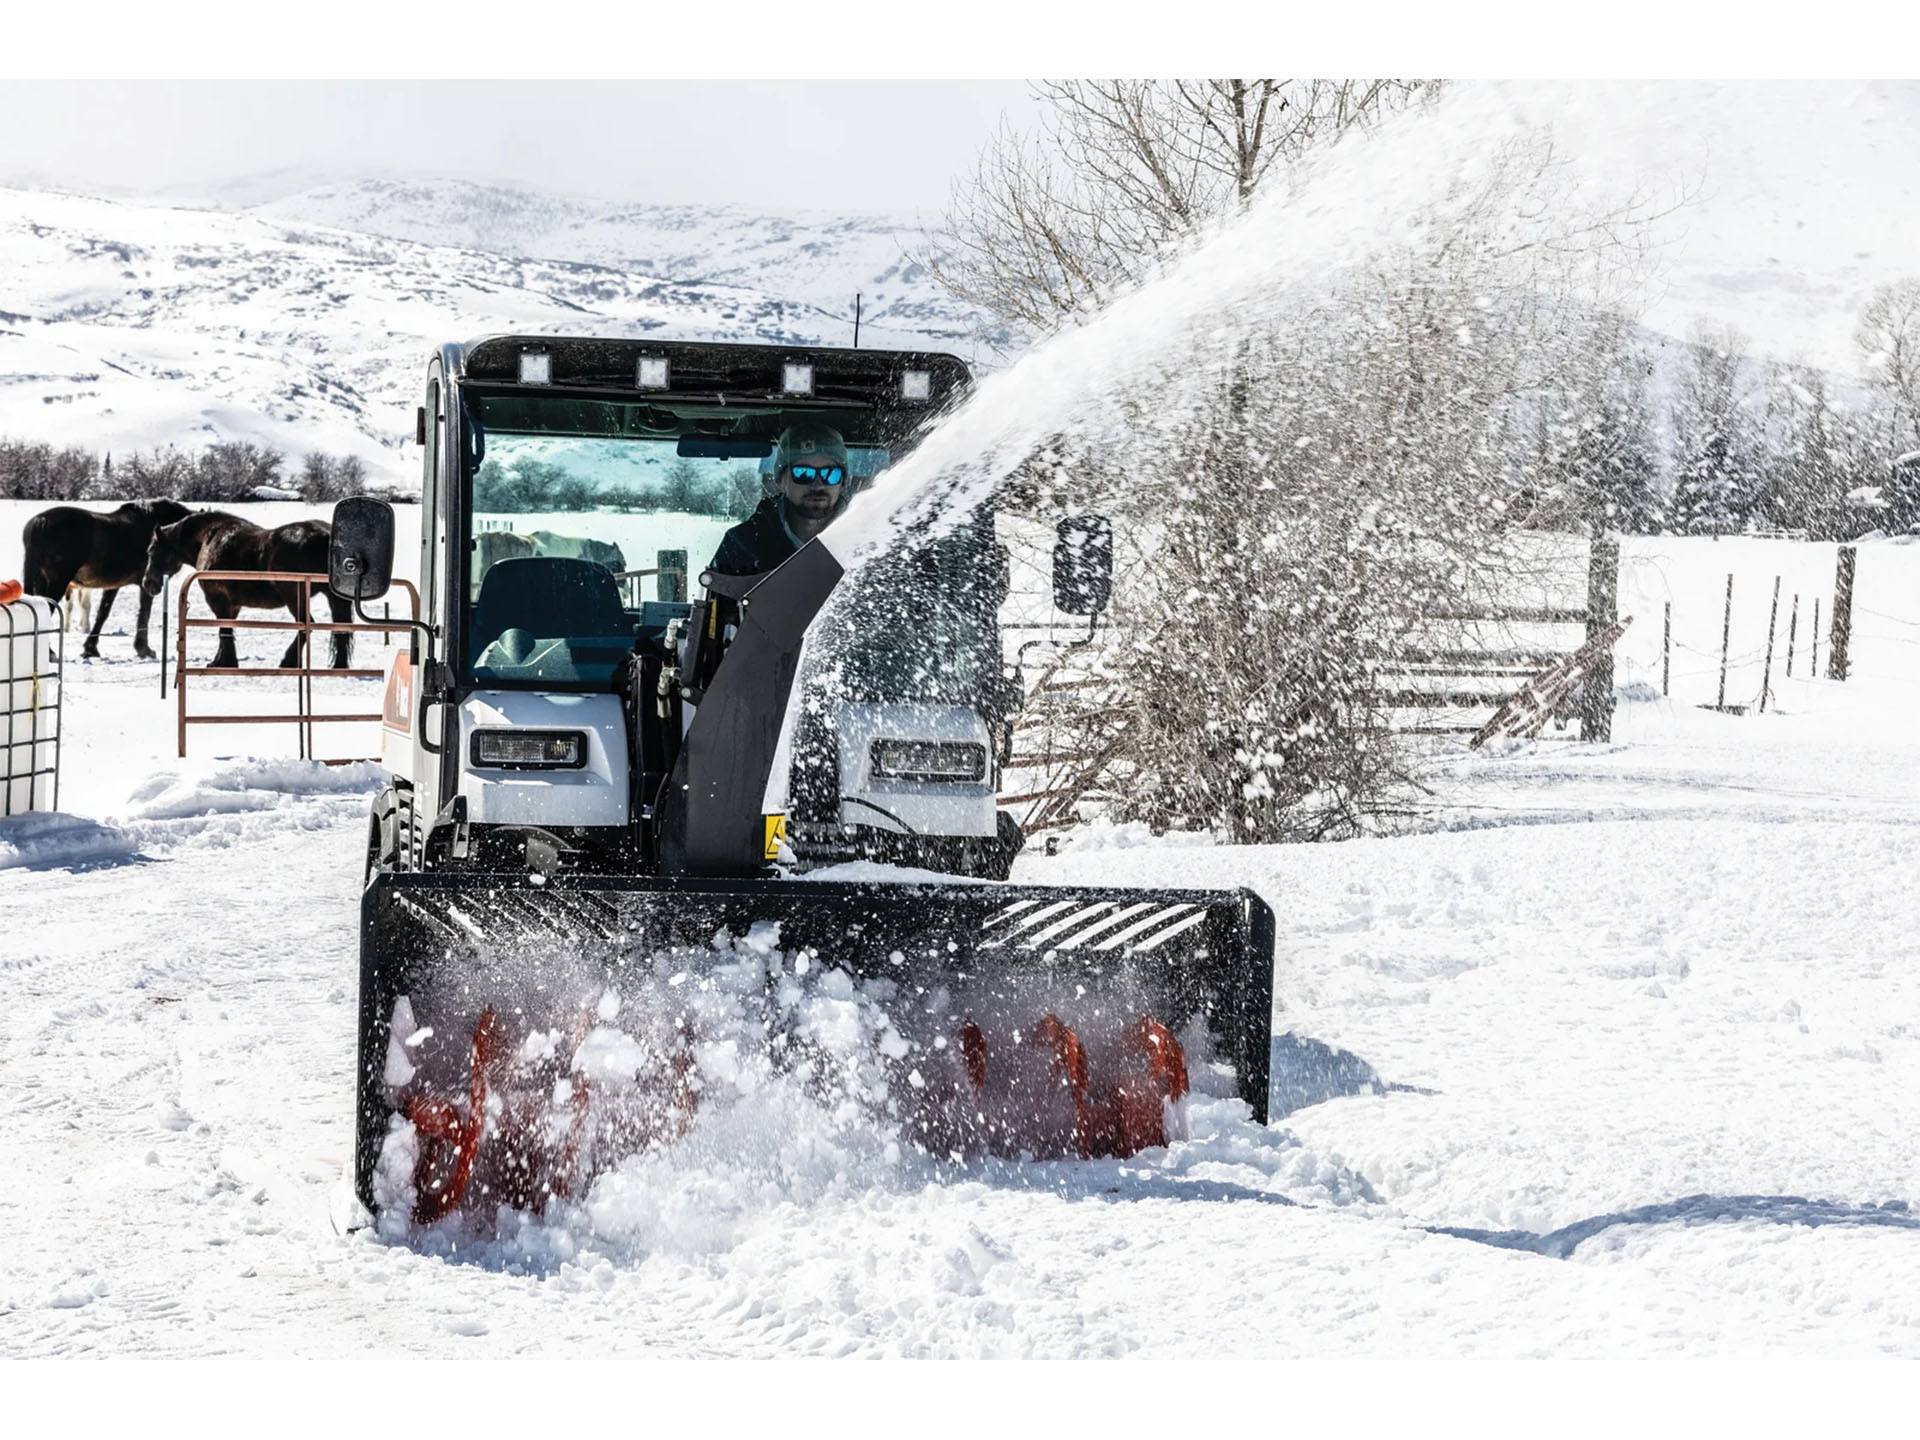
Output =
[
  {"x1": 1716, "y1": 573, "x2": 1734, "y2": 711},
  {"x1": 1785, "y1": 593, "x2": 1799, "y2": 678},
  {"x1": 1581, "y1": 535, "x2": 1620, "y2": 741},
  {"x1": 1759, "y1": 575, "x2": 1782, "y2": 712},
  {"x1": 1661, "y1": 600, "x2": 1671, "y2": 697},
  {"x1": 1829, "y1": 545, "x2": 1856, "y2": 681}
]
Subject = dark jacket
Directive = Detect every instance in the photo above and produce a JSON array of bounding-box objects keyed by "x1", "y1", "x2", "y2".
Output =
[{"x1": 708, "y1": 497, "x2": 803, "y2": 578}]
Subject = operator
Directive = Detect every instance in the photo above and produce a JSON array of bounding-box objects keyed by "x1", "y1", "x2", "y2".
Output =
[{"x1": 708, "y1": 420, "x2": 851, "y2": 577}]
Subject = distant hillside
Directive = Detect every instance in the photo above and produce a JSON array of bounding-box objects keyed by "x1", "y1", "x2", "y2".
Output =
[{"x1": 0, "y1": 180, "x2": 1004, "y2": 487}]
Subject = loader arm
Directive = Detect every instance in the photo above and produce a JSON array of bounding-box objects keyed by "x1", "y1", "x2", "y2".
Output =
[{"x1": 655, "y1": 537, "x2": 846, "y2": 875}]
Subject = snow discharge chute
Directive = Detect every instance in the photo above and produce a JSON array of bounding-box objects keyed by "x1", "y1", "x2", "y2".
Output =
[{"x1": 354, "y1": 875, "x2": 1273, "y2": 1224}]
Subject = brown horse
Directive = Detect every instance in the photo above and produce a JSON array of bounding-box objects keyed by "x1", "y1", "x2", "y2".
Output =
[
  {"x1": 141, "y1": 511, "x2": 353, "y2": 670},
  {"x1": 22, "y1": 498, "x2": 191, "y2": 658}
]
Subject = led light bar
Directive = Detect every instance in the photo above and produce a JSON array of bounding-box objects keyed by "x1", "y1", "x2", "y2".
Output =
[
  {"x1": 637, "y1": 355, "x2": 670, "y2": 389},
  {"x1": 782, "y1": 362, "x2": 814, "y2": 396},
  {"x1": 470, "y1": 729, "x2": 587, "y2": 770},
  {"x1": 517, "y1": 352, "x2": 552, "y2": 385},
  {"x1": 901, "y1": 369, "x2": 932, "y2": 402},
  {"x1": 870, "y1": 739, "x2": 987, "y2": 783}
]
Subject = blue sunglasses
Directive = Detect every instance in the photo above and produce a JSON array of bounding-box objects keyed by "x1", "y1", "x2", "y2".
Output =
[{"x1": 786, "y1": 463, "x2": 846, "y2": 486}]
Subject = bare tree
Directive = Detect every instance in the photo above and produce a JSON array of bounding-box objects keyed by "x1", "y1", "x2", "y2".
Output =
[
  {"x1": 923, "y1": 80, "x2": 1431, "y2": 339},
  {"x1": 0, "y1": 439, "x2": 98, "y2": 500},
  {"x1": 1856, "y1": 277, "x2": 1920, "y2": 457},
  {"x1": 118, "y1": 447, "x2": 198, "y2": 501}
]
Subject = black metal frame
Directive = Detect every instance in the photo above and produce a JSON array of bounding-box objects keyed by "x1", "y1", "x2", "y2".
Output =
[{"x1": 2, "y1": 595, "x2": 62, "y2": 817}]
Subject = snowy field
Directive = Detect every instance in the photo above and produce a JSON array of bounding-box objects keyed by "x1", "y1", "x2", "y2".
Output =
[{"x1": 5, "y1": 505, "x2": 1920, "y2": 1356}]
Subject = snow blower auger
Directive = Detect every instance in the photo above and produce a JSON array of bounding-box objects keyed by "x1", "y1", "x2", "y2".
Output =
[
  {"x1": 325, "y1": 336, "x2": 1277, "y2": 1226},
  {"x1": 358, "y1": 872, "x2": 1273, "y2": 1215}
]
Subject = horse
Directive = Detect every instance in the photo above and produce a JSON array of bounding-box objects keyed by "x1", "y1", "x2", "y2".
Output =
[
  {"x1": 471, "y1": 530, "x2": 626, "y2": 597},
  {"x1": 527, "y1": 530, "x2": 626, "y2": 573},
  {"x1": 141, "y1": 511, "x2": 352, "y2": 670},
  {"x1": 22, "y1": 498, "x2": 191, "y2": 658},
  {"x1": 472, "y1": 529, "x2": 535, "y2": 597}
]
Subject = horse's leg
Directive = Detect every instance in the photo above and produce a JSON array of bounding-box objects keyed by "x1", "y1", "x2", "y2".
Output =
[
  {"x1": 327, "y1": 590, "x2": 353, "y2": 670},
  {"x1": 206, "y1": 590, "x2": 241, "y2": 669},
  {"x1": 132, "y1": 583, "x2": 156, "y2": 660},
  {"x1": 81, "y1": 587, "x2": 117, "y2": 659},
  {"x1": 277, "y1": 583, "x2": 306, "y2": 668}
]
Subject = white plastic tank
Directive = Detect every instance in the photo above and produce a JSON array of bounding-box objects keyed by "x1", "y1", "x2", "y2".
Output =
[{"x1": 1, "y1": 593, "x2": 61, "y2": 815}]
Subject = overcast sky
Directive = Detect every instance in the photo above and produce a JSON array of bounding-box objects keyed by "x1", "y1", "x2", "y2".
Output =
[{"x1": 0, "y1": 80, "x2": 1039, "y2": 212}]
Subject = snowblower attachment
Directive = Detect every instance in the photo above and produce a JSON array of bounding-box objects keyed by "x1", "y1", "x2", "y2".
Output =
[{"x1": 353, "y1": 873, "x2": 1274, "y2": 1221}]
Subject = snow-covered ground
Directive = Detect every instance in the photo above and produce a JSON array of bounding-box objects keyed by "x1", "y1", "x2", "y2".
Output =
[{"x1": 5, "y1": 518, "x2": 1919, "y2": 1356}]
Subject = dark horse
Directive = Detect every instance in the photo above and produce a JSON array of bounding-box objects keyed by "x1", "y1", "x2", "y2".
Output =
[
  {"x1": 142, "y1": 511, "x2": 353, "y2": 670},
  {"x1": 22, "y1": 498, "x2": 191, "y2": 658}
]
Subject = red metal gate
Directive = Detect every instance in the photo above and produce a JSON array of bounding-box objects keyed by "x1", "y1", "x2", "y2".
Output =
[{"x1": 174, "y1": 570, "x2": 420, "y2": 761}]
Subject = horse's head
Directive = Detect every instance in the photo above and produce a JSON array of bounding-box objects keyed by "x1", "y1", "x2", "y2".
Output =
[
  {"x1": 145, "y1": 498, "x2": 191, "y2": 529},
  {"x1": 142, "y1": 516, "x2": 193, "y2": 595}
]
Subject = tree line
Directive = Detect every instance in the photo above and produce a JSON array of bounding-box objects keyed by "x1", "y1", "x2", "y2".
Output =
[
  {"x1": 0, "y1": 440, "x2": 381, "y2": 505},
  {"x1": 473, "y1": 456, "x2": 762, "y2": 520},
  {"x1": 1515, "y1": 283, "x2": 1920, "y2": 541}
]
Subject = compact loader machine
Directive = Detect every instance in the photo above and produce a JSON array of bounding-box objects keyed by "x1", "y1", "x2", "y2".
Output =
[{"x1": 330, "y1": 335, "x2": 1274, "y2": 1225}]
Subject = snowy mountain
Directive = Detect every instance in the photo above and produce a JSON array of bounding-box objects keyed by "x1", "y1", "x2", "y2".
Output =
[
  {"x1": 0, "y1": 180, "x2": 1004, "y2": 485},
  {"x1": 248, "y1": 178, "x2": 984, "y2": 342}
]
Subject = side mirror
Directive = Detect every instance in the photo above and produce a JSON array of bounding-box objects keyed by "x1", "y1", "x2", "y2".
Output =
[
  {"x1": 328, "y1": 495, "x2": 396, "y2": 603},
  {"x1": 1052, "y1": 513, "x2": 1113, "y2": 616}
]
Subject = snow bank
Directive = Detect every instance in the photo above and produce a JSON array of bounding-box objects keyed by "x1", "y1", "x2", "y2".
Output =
[
  {"x1": 0, "y1": 811, "x2": 138, "y2": 871},
  {"x1": 120, "y1": 757, "x2": 383, "y2": 822},
  {"x1": 108, "y1": 757, "x2": 382, "y2": 852}
]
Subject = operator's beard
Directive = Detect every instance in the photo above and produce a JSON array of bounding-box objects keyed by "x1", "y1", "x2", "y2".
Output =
[{"x1": 781, "y1": 496, "x2": 839, "y2": 543}]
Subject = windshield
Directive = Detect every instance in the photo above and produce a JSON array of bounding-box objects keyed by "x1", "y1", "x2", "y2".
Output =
[{"x1": 460, "y1": 391, "x2": 888, "y2": 686}]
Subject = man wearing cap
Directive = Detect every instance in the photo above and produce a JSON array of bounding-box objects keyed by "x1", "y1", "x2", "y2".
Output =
[{"x1": 708, "y1": 421, "x2": 850, "y2": 577}]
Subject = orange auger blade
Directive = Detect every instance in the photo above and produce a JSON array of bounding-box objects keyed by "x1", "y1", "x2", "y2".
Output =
[
  {"x1": 960, "y1": 1019, "x2": 989, "y2": 1091},
  {"x1": 402, "y1": 1007, "x2": 704, "y2": 1222},
  {"x1": 1081, "y1": 1016, "x2": 1190, "y2": 1159},
  {"x1": 407, "y1": 1006, "x2": 502, "y2": 1224},
  {"x1": 1031, "y1": 1013, "x2": 1092, "y2": 1155},
  {"x1": 951, "y1": 1012, "x2": 1189, "y2": 1161}
]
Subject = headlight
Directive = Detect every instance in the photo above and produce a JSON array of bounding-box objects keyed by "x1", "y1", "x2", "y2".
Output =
[
  {"x1": 870, "y1": 739, "x2": 986, "y2": 783},
  {"x1": 470, "y1": 730, "x2": 587, "y2": 770}
]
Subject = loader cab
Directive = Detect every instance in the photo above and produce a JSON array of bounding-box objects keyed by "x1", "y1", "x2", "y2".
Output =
[{"x1": 343, "y1": 337, "x2": 998, "y2": 871}]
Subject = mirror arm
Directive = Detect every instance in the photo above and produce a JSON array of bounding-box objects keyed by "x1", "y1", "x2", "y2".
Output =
[{"x1": 352, "y1": 594, "x2": 429, "y2": 634}]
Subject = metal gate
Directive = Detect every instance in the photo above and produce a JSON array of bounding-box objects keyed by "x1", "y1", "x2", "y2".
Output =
[
  {"x1": 1, "y1": 594, "x2": 62, "y2": 816},
  {"x1": 173, "y1": 570, "x2": 420, "y2": 761}
]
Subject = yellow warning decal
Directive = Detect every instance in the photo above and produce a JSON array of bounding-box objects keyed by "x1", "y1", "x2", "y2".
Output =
[{"x1": 762, "y1": 814, "x2": 788, "y2": 861}]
